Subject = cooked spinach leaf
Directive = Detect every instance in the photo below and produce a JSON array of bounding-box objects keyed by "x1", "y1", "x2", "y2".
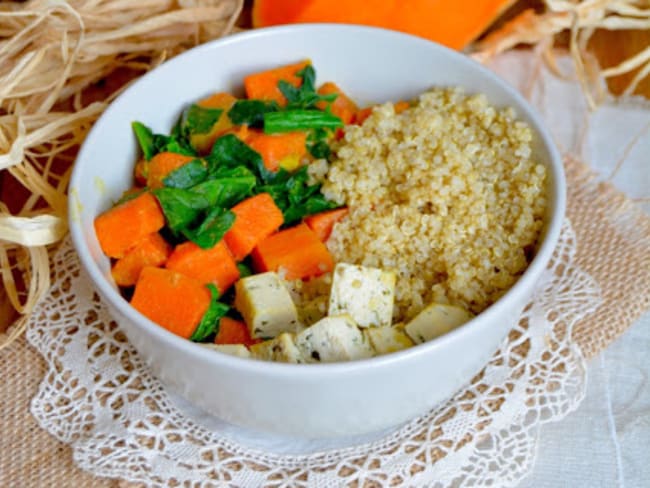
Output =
[
  {"x1": 151, "y1": 132, "x2": 197, "y2": 157},
  {"x1": 191, "y1": 167, "x2": 256, "y2": 208},
  {"x1": 259, "y1": 166, "x2": 340, "y2": 225},
  {"x1": 208, "y1": 134, "x2": 273, "y2": 183},
  {"x1": 264, "y1": 110, "x2": 342, "y2": 134},
  {"x1": 307, "y1": 127, "x2": 333, "y2": 159},
  {"x1": 114, "y1": 188, "x2": 146, "y2": 206},
  {"x1": 283, "y1": 193, "x2": 339, "y2": 225},
  {"x1": 182, "y1": 207, "x2": 235, "y2": 249},
  {"x1": 190, "y1": 284, "x2": 229, "y2": 342},
  {"x1": 228, "y1": 100, "x2": 279, "y2": 127},
  {"x1": 132, "y1": 121, "x2": 155, "y2": 161},
  {"x1": 278, "y1": 65, "x2": 337, "y2": 110},
  {"x1": 181, "y1": 104, "x2": 223, "y2": 136},
  {"x1": 153, "y1": 188, "x2": 208, "y2": 231},
  {"x1": 236, "y1": 262, "x2": 252, "y2": 278},
  {"x1": 162, "y1": 159, "x2": 208, "y2": 189}
]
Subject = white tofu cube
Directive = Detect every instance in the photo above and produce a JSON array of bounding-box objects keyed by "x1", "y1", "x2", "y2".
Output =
[
  {"x1": 250, "y1": 332, "x2": 304, "y2": 363},
  {"x1": 234, "y1": 272, "x2": 301, "y2": 339},
  {"x1": 328, "y1": 263, "x2": 396, "y2": 328},
  {"x1": 201, "y1": 343, "x2": 251, "y2": 358},
  {"x1": 295, "y1": 314, "x2": 374, "y2": 363},
  {"x1": 364, "y1": 325, "x2": 414, "y2": 355},
  {"x1": 405, "y1": 303, "x2": 474, "y2": 344}
]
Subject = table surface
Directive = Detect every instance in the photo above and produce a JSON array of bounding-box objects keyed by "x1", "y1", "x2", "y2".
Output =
[{"x1": 487, "y1": 51, "x2": 649, "y2": 488}]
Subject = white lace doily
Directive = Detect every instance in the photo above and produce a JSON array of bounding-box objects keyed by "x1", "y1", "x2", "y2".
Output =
[{"x1": 27, "y1": 220, "x2": 601, "y2": 487}]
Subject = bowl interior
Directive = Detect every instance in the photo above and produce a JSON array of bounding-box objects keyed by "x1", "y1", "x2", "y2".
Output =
[{"x1": 70, "y1": 23, "x2": 564, "y2": 364}]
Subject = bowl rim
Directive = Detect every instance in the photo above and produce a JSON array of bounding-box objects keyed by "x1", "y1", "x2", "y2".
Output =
[{"x1": 69, "y1": 23, "x2": 566, "y2": 377}]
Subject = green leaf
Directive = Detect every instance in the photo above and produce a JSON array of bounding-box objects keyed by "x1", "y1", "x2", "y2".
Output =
[
  {"x1": 162, "y1": 159, "x2": 208, "y2": 189},
  {"x1": 191, "y1": 168, "x2": 256, "y2": 208},
  {"x1": 236, "y1": 262, "x2": 252, "y2": 278},
  {"x1": 258, "y1": 166, "x2": 340, "y2": 225},
  {"x1": 153, "y1": 188, "x2": 208, "y2": 231},
  {"x1": 264, "y1": 110, "x2": 342, "y2": 134},
  {"x1": 277, "y1": 81, "x2": 302, "y2": 105},
  {"x1": 182, "y1": 207, "x2": 235, "y2": 249},
  {"x1": 307, "y1": 127, "x2": 333, "y2": 159},
  {"x1": 190, "y1": 284, "x2": 229, "y2": 342},
  {"x1": 151, "y1": 133, "x2": 197, "y2": 158},
  {"x1": 228, "y1": 100, "x2": 280, "y2": 127},
  {"x1": 277, "y1": 65, "x2": 337, "y2": 110},
  {"x1": 132, "y1": 121, "x2": 155, "y2": 161},
  {"x1": 181, "y1": 104, "x2": 223, "y2": 135},
  {"x1": 114, "y1": 188, "x2": 147, "y2": 206},
  {"x1": 132, "y1": 120, "x2": 197, "y2": 161},
  {"x1": 283, "y1": 193, "x2": 339, "y2": 225},
  {"x1": 208, "y1": 134, "x2": 273, "y2": 183},
  {"x1": 298, "y1": 65, "x2": 317, "y2": 92},
  {"x1": 308, "y1": 140, "x2": 331, "y2": 159}
]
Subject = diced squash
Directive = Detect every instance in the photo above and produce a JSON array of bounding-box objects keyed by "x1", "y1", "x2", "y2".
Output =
[
  {"x1": 111, "y1": 232, "x2": 172, "y2": 287},
  {"x1": 134, "y1": 159, "x2": 148, "y2": 186},
  {"x1": 191, "y1": 92, "x2": 237, "y2": 153},
  {"x1": 214, "y1": 316, "x2": 257, "y2": 346},
  {"x1": 165, "y1": 240, "x2": 239, "y2": 293},
  {"x1": 130, "y1": 267, "x2": 211, "y2": 339},
  {"x1": 304, "y1": 207, "x2": 348, "y2": 241},
  {"x1": 223, "y1": 193, "x2": 284, "y2": 261},
  {"x1": 394, "y1": 100, "x2": 411, "y2": 113},
  {"x1": 354, "y1": 106, "x2": 373, "y2": 125},
  {"x1": 316, "y1": 82, "x2": 358, "y2": 125},
  {"x1": 246, "y1": 129, "x2": 307, "y2": 171},
  {"x1": 146, "y1": 152, "x2": 195, "y2": 189},
  {"x1": 197, "y1": 92, "x2": 237, "y2": 109},
  {"x1": 94, "y1": 192, "x2": 165, "y2": 258},
  {"x1": 251, "y1": 223, "x2": 334, "y2": 280},
  {"x1": 243, "y1": 60, "x2": 311, "y2": 106},
  {"x1": 221, "y1": 124, "x2": 250, "y2": 142}
]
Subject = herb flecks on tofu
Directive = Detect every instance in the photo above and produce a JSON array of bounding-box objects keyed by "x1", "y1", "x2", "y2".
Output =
[
  {"x1": 250, "y1": 332, "x2": 304, "y2": 363},
  {"x1": 328, "y1": 263, "x2": 396, "y2": 328},
  {"x1": 404, "y1": 303, "x2": 474, "y2": 344},
  {"x1": 295, "y1": 314, "x2": 374, "y2": 363},
  {"x1": 234, "y1": 272, "x2": 301, "y2": 339},
  {"x1": 364, "y1": 325, "x2": 414, "y2": 355}
]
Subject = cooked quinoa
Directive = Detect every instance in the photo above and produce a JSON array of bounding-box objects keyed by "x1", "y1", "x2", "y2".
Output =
[{"x1": 318, "y1": 87, "x2": 547, "y2": 320}]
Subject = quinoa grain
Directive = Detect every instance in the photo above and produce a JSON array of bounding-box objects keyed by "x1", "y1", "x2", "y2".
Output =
[{"x1": 322, "y1": 87, "x2": 547, "y2": 320}]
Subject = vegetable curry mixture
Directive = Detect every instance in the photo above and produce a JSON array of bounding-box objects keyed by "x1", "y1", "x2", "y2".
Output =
[{"x1": 94, "y1": 61, "x2": 547, "y2": 363}]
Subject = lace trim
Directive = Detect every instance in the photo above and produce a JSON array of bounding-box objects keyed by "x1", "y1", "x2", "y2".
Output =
[{"x1": 27, "y1": 220, "x2": 600, "y2": 486}]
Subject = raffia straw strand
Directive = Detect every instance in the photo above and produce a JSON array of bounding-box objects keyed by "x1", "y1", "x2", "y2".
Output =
[
  {"x1": 0, "y1": 0, "x2": 243, "y2": 350},
  {"x1": 601, "y1": 46, "x2": 650, "y2": 77},
  {"x1": 623, "y1": 58, "x2": 650, "y2": 96},
  {"x1": 474, "y1": 0, "x2": 650, "y2": 107}
]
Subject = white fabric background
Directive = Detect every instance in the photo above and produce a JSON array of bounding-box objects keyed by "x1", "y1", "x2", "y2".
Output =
[{"x1": 488, "y1": 51, "x2": 650, "y2": 488}]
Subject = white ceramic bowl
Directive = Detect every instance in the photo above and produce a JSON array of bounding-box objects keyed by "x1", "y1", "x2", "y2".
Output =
[{"x1": 69, "y1": 24, "x2": 565, "y2": 438}]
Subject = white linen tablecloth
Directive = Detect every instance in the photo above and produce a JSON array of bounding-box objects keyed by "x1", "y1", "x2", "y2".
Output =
[{"x1": 488, "y1": 51, "x2": 650, "y2": 488}]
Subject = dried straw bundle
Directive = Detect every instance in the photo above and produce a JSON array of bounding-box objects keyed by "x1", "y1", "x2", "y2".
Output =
[
  {"x1": 473, "y1": 0, "x2": 650, "y2": 108},
  {"x1": 0, "y1": 0, "x2": 243, "y2": 348}
]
